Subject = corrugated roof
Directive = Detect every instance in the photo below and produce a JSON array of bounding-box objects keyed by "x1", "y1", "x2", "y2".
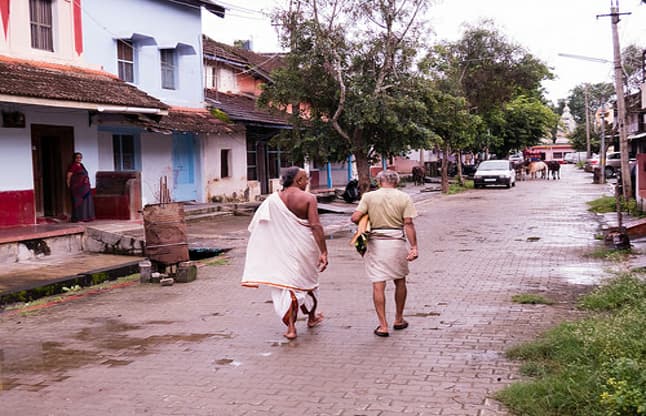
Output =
[{"x1": 0, "y1": 55, "x2": 167, "y2": 111}]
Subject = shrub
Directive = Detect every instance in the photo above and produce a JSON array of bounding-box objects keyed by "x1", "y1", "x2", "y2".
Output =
[{"x1": 497, "y1": 276, "x2": 646, "y2": 416}]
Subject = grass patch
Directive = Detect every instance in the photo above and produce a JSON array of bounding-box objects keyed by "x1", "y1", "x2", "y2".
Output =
[
  {"x1": 587, "y1": 196, "x2": 644, "y2": 217},
  {"x1": 588, "y1": 196, "x2": 617, "y2": 213},
  {"x1": 447, "y1": 180, "x2": 473, "y2": 195},
  {"x1": 512, "y1": 293, "x2": 554, "y2": 305},
  {"x1": 202, "y1": 257, "x2": 229, "y2": 267},
  {"x1": 584, "y1": 247, "x2": 633, "y2": 262},
  {"x1": 496, "y1": 275, "x2": 646, "y2": 416},
  {"x1": 4, "y1": 274, "x2": 140, "y2": 314},
  {"x1": 578, "y1": 274, "x2": 646, "y2": 311}
]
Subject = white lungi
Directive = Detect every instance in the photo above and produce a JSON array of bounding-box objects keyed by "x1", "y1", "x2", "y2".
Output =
[
  {"x1": 241, "y1": 192, "x2": 321, "y2": 318},
  {"x1": 364, "y1": 229, "x2": 409, "y2": 283}
]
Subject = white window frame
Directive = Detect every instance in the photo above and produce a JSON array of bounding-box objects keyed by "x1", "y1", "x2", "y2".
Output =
[
  {"x1": 112, "y1": 133, "x2": 140, "y2": 171},
  {"x1": 29, "y1": 0, "x2": 54, "y2": 51},
  {"x1": 160, "y1": 49, "x2": 176, "y2": 90},
  {"x1": 117, "y1": 40, "x2": 135, "y2": 83}
]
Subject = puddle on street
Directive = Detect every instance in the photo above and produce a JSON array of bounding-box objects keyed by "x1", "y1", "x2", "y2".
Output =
[
  {"x1": 0, "y1": 318, "x2": 230, "y2": 391},
  {"x1": 557, "y1": 263, "x2": 607, "y2": 285}
]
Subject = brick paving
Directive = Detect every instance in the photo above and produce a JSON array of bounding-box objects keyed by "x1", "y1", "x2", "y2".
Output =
[{"x1": 0, "y1": 165, "x2": 614, "y2": 415}]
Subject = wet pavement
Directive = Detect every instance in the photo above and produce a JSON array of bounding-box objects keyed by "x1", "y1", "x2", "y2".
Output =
[{"x1": 0, "y1": 165, "x2": 624, "y2": 415}]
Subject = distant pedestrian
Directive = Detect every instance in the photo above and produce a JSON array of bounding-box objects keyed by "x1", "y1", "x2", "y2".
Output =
[
  {"x1": 66, "y1": 152, "x2": 95, "y2": 222},
  {"x1": 241, "y1": 167, "x2": 328, "y2": 340},
  {"x1": 350, "y1": 170, "x2": 418, "y2": 337}
]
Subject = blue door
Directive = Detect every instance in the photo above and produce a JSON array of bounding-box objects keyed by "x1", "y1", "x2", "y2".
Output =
[{"x1": 172, "y1": 133, "x2": 200, "y2": 202}]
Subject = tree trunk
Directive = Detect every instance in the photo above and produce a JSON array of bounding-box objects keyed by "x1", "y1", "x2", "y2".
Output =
[
  {"x1": 456, "y1": 149, "x2": 464, "y2": 186},
  {"x1": 349, "y1": 128, "x2": 373, "y2": 195},
  {"x1": 441, "y1": 144, "x2": 450, "y2": 193},
  {"x1": 354, "y1": 148, "x2": 372, "y2": 195}
]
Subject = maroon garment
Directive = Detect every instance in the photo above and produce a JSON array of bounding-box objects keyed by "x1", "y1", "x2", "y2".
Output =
[{"x1": 67, "y1": 162, "x2": 95, "y2": 222}]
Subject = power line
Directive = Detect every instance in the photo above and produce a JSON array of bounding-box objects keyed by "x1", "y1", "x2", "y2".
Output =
[
  {"x1": 215, "y1": 1, "x2": 272, "y2": 16},
  {"x1": 558, "y1": 53, "x2": 611, "y2": 64}
]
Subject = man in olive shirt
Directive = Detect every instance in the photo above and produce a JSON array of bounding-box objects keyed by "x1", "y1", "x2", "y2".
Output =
[{"x1": 350, "y1": 170, "x2": 418, "y2": 337}]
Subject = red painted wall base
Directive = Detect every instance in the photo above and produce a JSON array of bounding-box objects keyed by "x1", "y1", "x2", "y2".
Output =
[{"x1": 0, "y1": 190, "x2": 36, "y2": 227}]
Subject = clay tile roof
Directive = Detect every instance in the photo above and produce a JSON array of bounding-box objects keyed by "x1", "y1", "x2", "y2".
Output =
[
  {"x1": 202, "y1": 36, "x2": 285, "y2": 80},
  {"x1": 205, "y1": 90, "x2": 291, "y2": 127},
  {"x1": 0, "y1": 55, "x2": 168, "y2": 110},
  {"x1": 141, "y1": 107, "x2": 244, "y2": 135}
]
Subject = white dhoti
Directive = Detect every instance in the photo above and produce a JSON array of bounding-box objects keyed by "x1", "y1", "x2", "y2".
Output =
[
  {"x1": 241, "y1": 192, "x2": 321, "y2": 319},
  {"x1": 365, "y1": 229, "x2": 409, "y2": 283}
]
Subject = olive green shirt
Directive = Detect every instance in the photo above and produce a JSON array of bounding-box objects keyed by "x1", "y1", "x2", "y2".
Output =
[{"x1": 355, "y1": 188, "x2": 417, "y2": 229}]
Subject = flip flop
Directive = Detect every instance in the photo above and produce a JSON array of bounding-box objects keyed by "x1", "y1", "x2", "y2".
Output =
[
  {"x1": 393, "y1": 321, "x2": 409, "y2": 330},
  {"x1": 374, "y1": 327, "x2": 389, "y2": 337}
]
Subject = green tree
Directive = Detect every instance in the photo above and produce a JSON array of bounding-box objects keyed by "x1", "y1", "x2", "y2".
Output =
[
  {"x1": 260, "y1": 0, "x2": 431, "y2": 192},
  {"x1": 622, "y1": 44, "x2": 644, "y2": 92},
  {"x1": 566, "y1": 82, "x2": 615, "y2": 126},
  {"x1": 453, "y1": 21, "x2": 552, "y2": 114},
  {"x1": 418, "y1": 84, "x2": 481, "y2": 191},
  {"x1": 569, "y1": 124, "x2": 601, "y2": 154},
  {"x1": 421, "y1": 20, "x2": 554, "y2": 156},
  {"x1": 492, "y1": 95, "x2": 559, "y2": 156},
  {"x1": 417, "y1": 46, "x2": 481, "y2": 191}
]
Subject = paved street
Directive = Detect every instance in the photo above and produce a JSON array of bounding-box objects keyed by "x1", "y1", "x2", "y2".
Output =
[{"x1": 0, "y1": 165, "x2": 613, "y2": 415}]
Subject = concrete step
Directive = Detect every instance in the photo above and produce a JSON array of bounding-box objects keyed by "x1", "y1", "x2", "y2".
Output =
[
  {"x1": 84, "y1": 226, "x2": 145, "y2": 255},
  {"x1": 185, "y1": 210, "x2": 234, "y2": 223},
  {"x1": 0, "y1": 225, "x2": 85, "y2": 263},
  {"x1": 0, "y1": 253, "x2": 142, "y2": 306}
]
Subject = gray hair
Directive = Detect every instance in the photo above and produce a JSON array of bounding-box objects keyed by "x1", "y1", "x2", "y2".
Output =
[
  {"x1": 281, "y1": 166, "x2": 302, "y2": 189},
  {"x1": 376, "y1": 170, "x2": 400, "y2": 185}
]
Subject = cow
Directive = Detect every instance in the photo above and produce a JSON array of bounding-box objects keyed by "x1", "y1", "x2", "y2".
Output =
[
  {"x1": 546, "y1": 161, "x2": 561, "y2": 180},
  {"x1": 513, "y1": 161, "x2": 527, "y2": 181},
  {"x1": 526, "y1": 161, "x2": 547, "y2": 179},
  {"x1": 412, "y1": 165, "x2": 425, "y2": 185}
]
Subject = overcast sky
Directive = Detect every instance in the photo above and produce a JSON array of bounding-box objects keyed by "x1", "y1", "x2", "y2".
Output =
[{"x1": 203, "y1": 0, "x2": 646, "y2": 104}]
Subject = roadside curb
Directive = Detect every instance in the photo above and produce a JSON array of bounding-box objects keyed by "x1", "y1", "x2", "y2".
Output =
[
  {"x1": 0, "y1": 260, "x2": 141, "y2": 307},
  {"x1": 1, "y1": 278, "x2": 139, "y2": 316}
]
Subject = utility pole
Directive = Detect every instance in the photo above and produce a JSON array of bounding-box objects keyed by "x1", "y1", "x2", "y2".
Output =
[
  {"x1": 600, "y1": 101, "x2": 608, "y2": 185},
  {"x1": 584, "y1": 84, "x2": 592, "y2": 159},
  {"x1": 598, "y1": 1, "x2": 632, "y2": 200}
]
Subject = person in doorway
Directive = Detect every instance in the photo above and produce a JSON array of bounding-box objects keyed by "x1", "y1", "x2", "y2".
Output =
[
  {"x1": 241, "y1": 166, "x2": 328, "y2": 340},
  {"x1": 66, "y1": 152, "x2": 95, "y2": 222},
  {"x1": 350, "y1": 170, "x2": 418, "y2": 337}
]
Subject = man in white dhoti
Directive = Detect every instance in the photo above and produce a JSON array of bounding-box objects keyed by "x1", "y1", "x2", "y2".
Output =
[
  {"x1": 350, "y1": 170, "x2": 418, "y2": 337},
  {"x1": 242, "y1": 167, "x2": 328, "y2": 340}
]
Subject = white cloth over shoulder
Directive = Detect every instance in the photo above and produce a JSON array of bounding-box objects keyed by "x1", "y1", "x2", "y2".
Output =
[{"x1": 241, "y1": 192, "x2": 321, "y2": 292}]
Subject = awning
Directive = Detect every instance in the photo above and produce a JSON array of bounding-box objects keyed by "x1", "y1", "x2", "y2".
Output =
[
  {"x1": 157, "y1": 42, "x2": 196, "y2": 55},
  {"x1": 114, "y1": 32, "x2": 157, "y2": 46},
  {"x1": 628, "y1": 132, "x2": 646, "y2": 140}
]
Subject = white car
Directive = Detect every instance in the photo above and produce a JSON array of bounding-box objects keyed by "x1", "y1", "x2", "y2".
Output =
[
  {"x1": 473, "y1": 160, "x2": 516, "y2": 189},
  {"x1": 566, "y1": 151, "x2": 596, "y2": 164},
  {"x1": 508, "y1": 153, "x2": 523, "y2": 163}
]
